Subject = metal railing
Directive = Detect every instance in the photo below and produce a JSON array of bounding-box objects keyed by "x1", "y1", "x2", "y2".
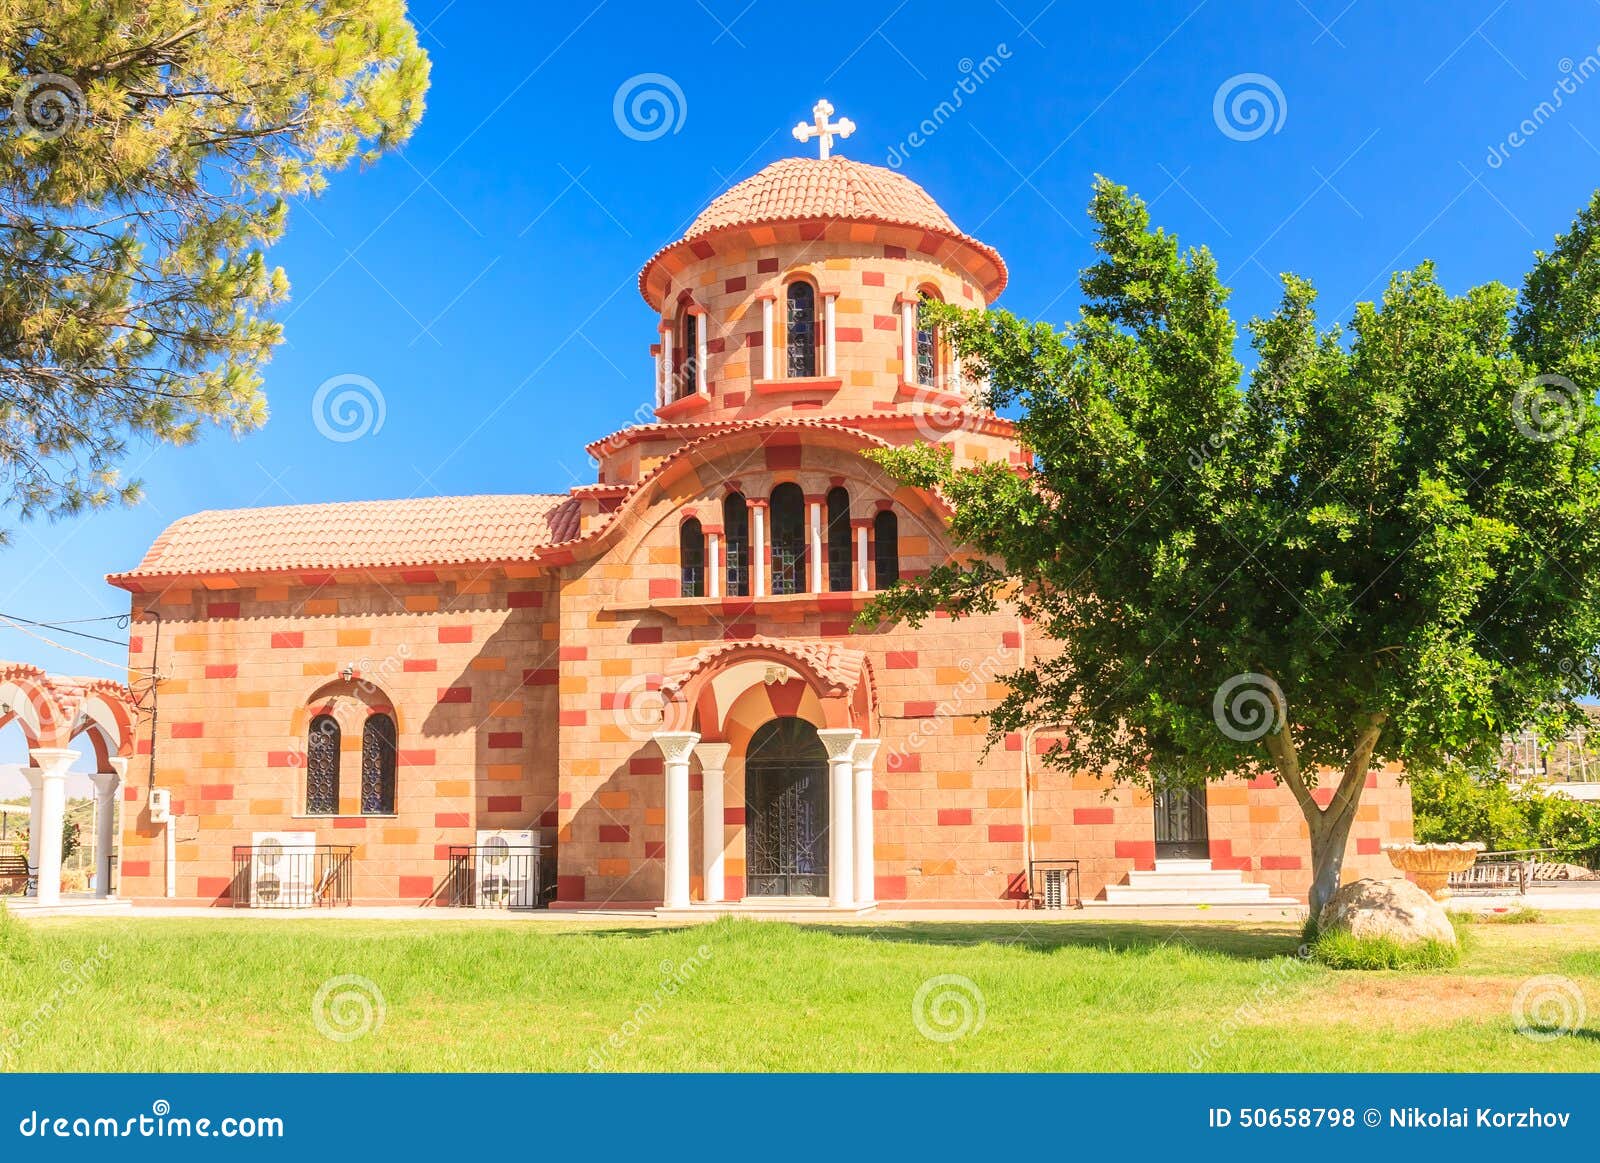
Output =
[
  {"x1": 445, "y1": 844, "x2": 553, "y2": 910},
  {"x1": 1447, "y1": 848, "x2": 1558, "y2": 895},
  {"x1": 1028, "y1": 858, "x2": 1082, "y2": 910},
  {"x1": 229, "y1": 845, "x2": 354, "y2": 908}
]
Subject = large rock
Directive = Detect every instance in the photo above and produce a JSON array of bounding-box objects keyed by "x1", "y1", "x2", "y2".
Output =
[{"x1": 1317, "y1": 877, "x2": 1457, "y2": 945}]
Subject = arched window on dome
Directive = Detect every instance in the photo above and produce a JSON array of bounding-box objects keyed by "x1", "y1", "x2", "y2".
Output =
[
  {"x1": 770, "y1": 483, "x2": 806, "y2": 595},
  {"x1": 826, "y1": 487, "x2": 852, "y2": 592},
  {"x1": 874, "y1": 509, "x2": 900, "y2": 589},
  {"x1": 785, "y1": 281, "x2": 817, "y2": 378},
  {"x1": 723, "y1": 493, "x2": 750, "y2": 597},
  {"x1": 678, "y1": 311, "x2": 699, "y2": 400},
  {"x1": 679, "y1": 516, "x2": 706, "y2": 598},
  {"x1": 915, "y1": 288, "x2": 942, "y2": 388}
]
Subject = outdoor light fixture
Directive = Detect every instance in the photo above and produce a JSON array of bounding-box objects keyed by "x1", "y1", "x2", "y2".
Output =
[{"x1": 340, "y1": 665, "x2": 354, "y2": 682}]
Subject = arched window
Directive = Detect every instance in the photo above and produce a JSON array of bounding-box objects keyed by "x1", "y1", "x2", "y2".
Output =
[
  {"x1": 723, "y1": 492, "x2": 750, "y2": 597},
  {"x1": 680, "y1": 516, "x2": 705, "y2": 598},
  {"x1": 874, "y1": 509, "x2": 900, "y2": 588},
  {"x1": 915, "y1": 290, "x2": 940, "y2": 388},
  {"x1": 679, "y1": 311, "x2": 699, "y2": 399},
  {"x1": 305, "y1": 714, "x2": 340, "y2": 815},
  {"x1": 361, "y1": 713, "x2": 398, "y2": 815},
  {"x1": 770, "y1": 482, "x2": 806, "y2": 595},
  {"x1": 826, "y1": 487, "x2": 852, "y2": 592},
  {"x1": 785, "y1": 281, "x2": 817, "y2": 378}
]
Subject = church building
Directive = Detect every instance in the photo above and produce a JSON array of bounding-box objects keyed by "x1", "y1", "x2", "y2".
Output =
[{"x1": 106, "y1": 104, "x2": 1413, "y2": 912}]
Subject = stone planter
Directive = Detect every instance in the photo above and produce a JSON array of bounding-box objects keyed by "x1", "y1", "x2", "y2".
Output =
[{"x1": 1382, "y1": 842, "x2": 1485, "y2": 900}]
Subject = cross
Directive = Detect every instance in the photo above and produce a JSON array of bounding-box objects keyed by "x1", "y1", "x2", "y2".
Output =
[{"x1": 792, "y1": 99, "x2": 855, "y2": 160}]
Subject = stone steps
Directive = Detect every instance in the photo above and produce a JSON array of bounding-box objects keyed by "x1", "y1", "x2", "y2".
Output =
[{"x1": 1094, "y1": 860, "x2": 1299, "y2": 907}]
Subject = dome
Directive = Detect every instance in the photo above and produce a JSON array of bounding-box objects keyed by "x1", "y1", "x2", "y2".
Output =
[
  {"x1": 638, "y1": 156, "x2": 1006, "y2": 307},
  {"x1": 684, "y1": 157, "x2": 960, "y2": 240}
]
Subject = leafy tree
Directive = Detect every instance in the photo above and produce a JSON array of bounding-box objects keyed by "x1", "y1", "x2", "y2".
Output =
[
  {"x1": 0, "y1": 0, "x2": 428, "y2": 532},
  {"x1": 1410, "y1": 762, "x2": 1600, "y2": 868},
  {"x1": 868, "y1": 178, "x2": 1600, "y2": 914}
]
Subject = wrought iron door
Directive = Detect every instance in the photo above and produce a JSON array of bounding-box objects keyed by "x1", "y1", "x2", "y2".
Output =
[
  {"x1": 744, "y1": 717, "x2": 829, "y2": 896},
  {"x1": 1153, "y1": 783, "x2": 1210, "y2": 860}
]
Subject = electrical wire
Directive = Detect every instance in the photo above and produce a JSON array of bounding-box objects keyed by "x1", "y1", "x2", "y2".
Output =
[
  {"x1": 0, "y1": 610, "x2": 128, "y2": 649},
  {"x1": 0, "y1": 613, "x2": 129, "y2": 672}
]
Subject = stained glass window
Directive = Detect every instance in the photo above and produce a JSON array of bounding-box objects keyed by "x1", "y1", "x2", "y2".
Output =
[
  {"x1": 874, "y1": 509, "x2": 900, "y2": 588},
  {"x1": 826, "y1": 487, "x2": 852, "y2": 592},
  {"x1": 770, "y1": 483, "x2": 805, "y2": 596},
  {"x1": 786, "y1": 282, "x2": 816, "y2": 377},
  {"x1": 724, "y1": 492, "x2": 750, "y2": 597},
  {"x1": 679, "y1": 312, "x2": 698, "y2": 399},
  {"x1": 680, "y1": 517, "x2": 705, "y2": 597},
  {"x1": 915, "y1": 291, "x2": 938, "y2": 387}
]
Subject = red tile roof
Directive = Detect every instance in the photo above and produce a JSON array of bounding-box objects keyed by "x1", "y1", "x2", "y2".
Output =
[{"x1": 111, "y1": 494, "x2": 582, "y2": 583}]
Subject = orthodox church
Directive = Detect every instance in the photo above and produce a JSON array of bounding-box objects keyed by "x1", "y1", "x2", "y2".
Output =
[{"x1": 104, "y1": 103, "x2": 1412, "y2": 911}]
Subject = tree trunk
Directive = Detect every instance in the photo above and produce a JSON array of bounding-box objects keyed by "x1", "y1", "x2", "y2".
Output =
[{"x1": 1305, "y1": 797, "x2": 1360, "y2": 919}]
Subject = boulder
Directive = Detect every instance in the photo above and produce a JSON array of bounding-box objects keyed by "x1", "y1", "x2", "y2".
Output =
[{"x1": 1317, "y1": 877, "x2": 1457, "y2": 945}]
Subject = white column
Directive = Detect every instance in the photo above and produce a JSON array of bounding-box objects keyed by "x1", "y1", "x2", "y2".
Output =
[
  {"x1": 823, "y1": 292, "x2": 838, "y2": 377},
  {"x1": 808, "y1": 499, "x2": 824, "y2": 593},
  {"x1": 22, "y1": 766, "x2": 42, "y2": 896},
  {"x1": 707, "y1": 532, "x2": 722, "y2": 598},
  {"x1": 851, "y1": 739, "x2": 881, "y2": 907},
  {"x1": 761, "y1": 296, "x2": 775, "y2": 380},
  {"x1": 900, "y1": 299, "x2": 916, "y2": 382},
  {"x1": 816, "y1": 729, "x2": 859, "y2": 908},
  {"x1": 695, "y1": 311, "x2": 709, "y2": 395},
  {"x1": 660, "y1": 325, "x2": 673, "y2": 404},
  {"x1": 696, "y1": 742, "x2": 731, "y2": 904},
  {"x1": 89, "y1": 757, "x2": 127, "y2": 899},
  {"x1": 854, "y1": 522, "x2": 870, "y2": 591},
  {"x1": 653, "y1": 731, "x2": 700, "y2": 909},
  {"x1": 750, "y1": 503, "x2": 767, "y2": 598},
  {"x1": 653, "y1": 343, "x2": 664, "y2": 408},
  {"x1": 29, "y1": 747, "x2": 78, "y2": 907}
]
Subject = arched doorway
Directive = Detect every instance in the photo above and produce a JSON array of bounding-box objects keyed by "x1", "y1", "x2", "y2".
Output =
[{"x1": 744, "y1": 716, "x2": 828, "y2": 897}]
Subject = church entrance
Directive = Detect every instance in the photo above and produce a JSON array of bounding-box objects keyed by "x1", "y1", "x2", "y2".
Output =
[
  {"x1": 744, "y1": 716, "x2": 829, "y2": 897},
  {"x1": 1153, "y1": 780, "x2": 1210, "y2": 861}
]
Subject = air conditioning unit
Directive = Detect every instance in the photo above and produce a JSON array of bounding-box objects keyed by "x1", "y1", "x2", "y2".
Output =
[
  {"x1": 250, "y1": 831, "x2": 316, "y2": 908},
  {"x1": 476, "y1": 829, "x2": 537, "y2": 909},
  {"x1": 1041, "y1": 867, "x2": 1068, "y2": 910}
]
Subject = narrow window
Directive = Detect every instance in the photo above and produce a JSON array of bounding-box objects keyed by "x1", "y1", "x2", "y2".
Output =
[
  {"x1": 874, "y1": 509, "x2": 900, "y2": 588},
  {"x1": 679, "y1": 312, "x2": 699, "y2": 399},
  {"x1": 826, "y1": 487, "x2": 852, "y2": 592},
  {"x1": 305, "y1": 714, "x2": 340, "y2": 815},
  {"x1": 786, "y1": 282, "x2": 816, "y2": 378},
  {"x1": 723, "y1": 492, "x2": 750, "y2": 597},
  {"x1": 770, "y1": 483, "x2": 806, "y2": 596},
  {"x1": 916, "y1": 291, "x2": 939, "y2": 388},
  {"x1": 680, "y1": 517, "x2": 705, "y2": 598},
  {"x1": 361, "y1": 713, "x2": 397, "y2": 815}
]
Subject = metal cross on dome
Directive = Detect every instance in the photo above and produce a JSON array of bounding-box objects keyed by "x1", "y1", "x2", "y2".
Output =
[{"x1": 792, "y1": 99, "x2": 855, "y2": 159}]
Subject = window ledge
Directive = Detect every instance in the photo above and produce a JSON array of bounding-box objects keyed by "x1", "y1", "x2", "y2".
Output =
[
  {"x1": 753, "y1": 376, "x2": 843, "y2": 396},
  {"x1": 292, "y1": 814, "x2": 400, "y2": 821},
  {"x1": 897, "y1": 381, "x2": 966, "y2": 408},
  {"x1": 655, "y1": 392, "x2": 712, "y2": 420},
  {"x1": 604, "y1": 590, "x2": 879, "y2": 617}
]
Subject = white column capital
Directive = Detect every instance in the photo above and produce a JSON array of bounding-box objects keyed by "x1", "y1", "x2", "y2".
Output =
[
  {"x1": 652, "y1": 730, "x2": 702, "y2": 765},
  {"x1": 695, "y1": 741, "x2": 732, "y2": 770},
  {"x1": 815, "y1": 727, "x2": 860, "y2": 762},
  {"x1": 851, "y1": 738, "x2": 882, "y2": 769},
  {"x1": 89, "y1": 767, "x2": 124, "y2": 799},
  {"x1": 28, "y1": 747, "x2": 79, "y2": 779}
]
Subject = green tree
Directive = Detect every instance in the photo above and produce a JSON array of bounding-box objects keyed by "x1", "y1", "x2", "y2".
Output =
[
  {"x1": 868, "y1": 178, "x2": 1600, "y2": 915},
  {"x1": 0, "y1": 0, "x2": 428, "y2": 530}
]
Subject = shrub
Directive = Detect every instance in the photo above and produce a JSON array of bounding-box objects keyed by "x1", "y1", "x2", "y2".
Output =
[
  {"x1": 1408, "y1": 762, "x2": 1600, "y2": 867},
  {"x1": 1309, "y1": 928, "x2": 1461, "y2": 970}
]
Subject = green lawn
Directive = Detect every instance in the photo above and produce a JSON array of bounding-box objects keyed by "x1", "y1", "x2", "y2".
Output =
[{"x1": 2, "y1": 906, "x2": 1596, "y2": 1071}]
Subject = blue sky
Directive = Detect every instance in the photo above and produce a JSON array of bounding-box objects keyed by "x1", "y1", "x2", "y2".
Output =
[{"x1": 4, "y1": 0, "x2": 1600, "y2": 717}]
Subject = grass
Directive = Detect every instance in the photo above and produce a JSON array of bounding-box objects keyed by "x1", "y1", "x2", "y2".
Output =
[{"x1": 1, "y1": 905, "x2": 1597, "y2": 1072}]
